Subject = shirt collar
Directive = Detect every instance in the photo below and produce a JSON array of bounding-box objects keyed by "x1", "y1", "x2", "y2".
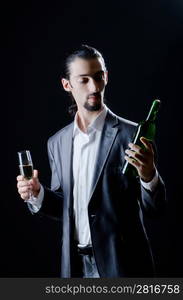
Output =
[{"x1": 73, "y1": 104, "x2": 108, "y2": 136}]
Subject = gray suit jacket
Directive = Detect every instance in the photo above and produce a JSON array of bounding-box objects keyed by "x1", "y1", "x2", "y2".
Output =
[{"x1": 40, "y1": 109, "x2": 166, "y2": 277}]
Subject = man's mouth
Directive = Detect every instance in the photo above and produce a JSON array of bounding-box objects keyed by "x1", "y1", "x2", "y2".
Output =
[
  {"x1": 89, "y1": 96, "x2": 98, "y2": 100},
  {"x1": 88, "y1": 93, "x2": 101, "y2": 101}
]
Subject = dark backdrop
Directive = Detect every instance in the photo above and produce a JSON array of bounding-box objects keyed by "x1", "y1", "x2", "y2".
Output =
[{"x1": 2, "y1": 0, "x2": 183, "y2": 277}]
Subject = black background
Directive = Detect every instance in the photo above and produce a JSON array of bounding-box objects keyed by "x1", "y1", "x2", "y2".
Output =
[{"x1": 2, "y1": 0, "x2": 183, "y2": 277}]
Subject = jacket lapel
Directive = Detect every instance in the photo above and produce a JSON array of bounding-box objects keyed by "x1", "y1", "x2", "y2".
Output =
[
  {"x1": 59, "y1": 111, "x2": 119, "y2": 210},
  {"x1": 60, "y1": 122, "x2": 74, "y2": 212},
  {"x1": 60, "y1": 122, "x2": 74, "y2": 277},
  {"x1": 89, "y1": 109, "x2": 119, "y2": 204}
]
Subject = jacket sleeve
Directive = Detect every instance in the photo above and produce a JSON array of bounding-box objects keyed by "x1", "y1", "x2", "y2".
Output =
[
  {"x1": 137, "y1": 138, "x2": 167, "y2": 217},
  {"x1": 139, "y1": 174, "x2": 167, "y2": 217},
  {"x1": 38, "y1": 138, "x2": 64, "y2": 220}
]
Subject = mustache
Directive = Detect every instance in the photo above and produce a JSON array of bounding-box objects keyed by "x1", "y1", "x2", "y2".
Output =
[{"x1": 87, "y1": 92, "x2": 101, "y2": 100}]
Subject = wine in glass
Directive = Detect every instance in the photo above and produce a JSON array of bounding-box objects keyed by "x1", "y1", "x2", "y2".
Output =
[
  {"x1": 18, "y1": 150, "x2": 33, "y2": 179},
  {"x1": 18, "y1": 150, "x2": 33, "y2": 200}
]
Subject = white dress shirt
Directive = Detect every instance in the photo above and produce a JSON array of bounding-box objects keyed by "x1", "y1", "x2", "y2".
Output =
[
  {"x1": 72, "y1": 106, "x2": 108, "y2": 246},
  {"x1": 27, "y1": 106, "x2": 159, "y2": 246}
]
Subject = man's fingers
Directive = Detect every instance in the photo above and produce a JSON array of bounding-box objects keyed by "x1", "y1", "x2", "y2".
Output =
[
  {"x1": 20, "y1": 192, "x2": 29, "y2": 200},
  {"x1": 125, "y1": 149, "x2": 147, "y2": 166},
  {"x1": 29, "y1": 170, "x2": 39, "y2": 186},
  {"x1": 17, "y1": 181, "x2": 30, "y2": 188},
  {"x1": 124, "y1": 155, "x2": 140, "y2": 168},
  {"x1": 29, "y1": 169, "x2": 39, "y2": 184},
  {"x1": 128, "y1": 143, "x2": 141, "y2": 152},
  {"x1": 140, "y1": 137, "x2": 153, "y2": 152},
  {"x1": 18, "y1": 186, "x2": 30, "y2": 194},
  {"x1": 128, "y1": 143, "x2": 147, "y2": 156},
  {"x1": 33, "y1": 169, "x2": 38, "y2": 178},
  {"x1": 17, "y1": 175, "x2": 25, "y2": 181},
  {"x1": 17, "y1": 169, "x2": 40, "y2": 199},
  {"x1": 128, "y1": 138, "x2": 153, "y2": 154}
]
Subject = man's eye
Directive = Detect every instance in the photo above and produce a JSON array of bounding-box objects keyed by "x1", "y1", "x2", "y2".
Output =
[
  {"x1": 79, "y1": 78, "x2": 88, "y2": 84},
  {"x1": 94, "y1": 74, "x2": 104, "y2": 81}
]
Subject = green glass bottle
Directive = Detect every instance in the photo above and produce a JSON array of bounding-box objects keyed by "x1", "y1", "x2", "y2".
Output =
[{"x1": 122, "y1": 99, "x2": 161, "y2": 177}]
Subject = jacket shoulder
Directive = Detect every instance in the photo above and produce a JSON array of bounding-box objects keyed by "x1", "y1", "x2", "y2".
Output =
[
  {"x1": 117, "y1": 115, "x2": 137, "y2": 129},
  {"x1": 108, "y1": 109, "x2": 137, "y2": 131},
  {"x1": 47, "y1": 122, "x2": 74, "y2": 146}
]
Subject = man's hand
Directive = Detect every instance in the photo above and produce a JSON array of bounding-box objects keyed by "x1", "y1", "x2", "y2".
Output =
[
  {"x1": 17, "y1": 170, "x2": 41, "y2": 201},
  {"x1": 124, "y1": 137, "x2": 156, "y2": 182}
]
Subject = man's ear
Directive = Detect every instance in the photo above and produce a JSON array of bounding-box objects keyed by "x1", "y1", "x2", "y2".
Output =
[{"x1": 61, "y1": 78, "x2": 72, "y2": 92}]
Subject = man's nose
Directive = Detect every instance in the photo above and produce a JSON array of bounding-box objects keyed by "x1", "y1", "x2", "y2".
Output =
[{"x1": 88, "y1": 78, "x2": 100, "y2": 92}]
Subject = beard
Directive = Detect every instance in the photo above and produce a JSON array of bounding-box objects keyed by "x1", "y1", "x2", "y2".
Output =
[
  {"x1": 84, "y1": 101, "x2": 102, "y2": 111},
  {"x1": 84, "y1": 92, "x2": 102, "y2": 111}
]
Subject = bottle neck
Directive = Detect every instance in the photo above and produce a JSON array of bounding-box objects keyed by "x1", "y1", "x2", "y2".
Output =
[{"x1": 146, "y1": 100, "x2": 160, "y2": 122}]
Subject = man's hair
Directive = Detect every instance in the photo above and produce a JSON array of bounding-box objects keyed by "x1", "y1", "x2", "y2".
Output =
[{"x1": 61, "y1": 44, "x2": 107, "y2": 116}]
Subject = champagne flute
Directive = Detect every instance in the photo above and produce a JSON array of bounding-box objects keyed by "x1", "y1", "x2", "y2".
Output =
[{"x1": 18, "y1": 150, "x2": 34, "y2": 201}]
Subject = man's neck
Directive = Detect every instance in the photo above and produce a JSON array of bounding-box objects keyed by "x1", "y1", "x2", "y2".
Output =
[{"x1": 77, "y1": 105, "x2": 104, "y2": 133}]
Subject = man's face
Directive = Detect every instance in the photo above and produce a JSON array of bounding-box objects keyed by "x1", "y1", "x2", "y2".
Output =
[{"x1": 62, "y1": 57, "x2": 108, "y2": 112}]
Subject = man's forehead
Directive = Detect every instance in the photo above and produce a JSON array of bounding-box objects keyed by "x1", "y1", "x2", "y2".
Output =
[{"x1": 69, "y1": 57, "x2": 105, "y2": 77}]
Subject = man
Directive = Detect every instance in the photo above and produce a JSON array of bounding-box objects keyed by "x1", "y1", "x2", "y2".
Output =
[{"x1": 17, "y1": 45, "x2": 166, "y2": 278}]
